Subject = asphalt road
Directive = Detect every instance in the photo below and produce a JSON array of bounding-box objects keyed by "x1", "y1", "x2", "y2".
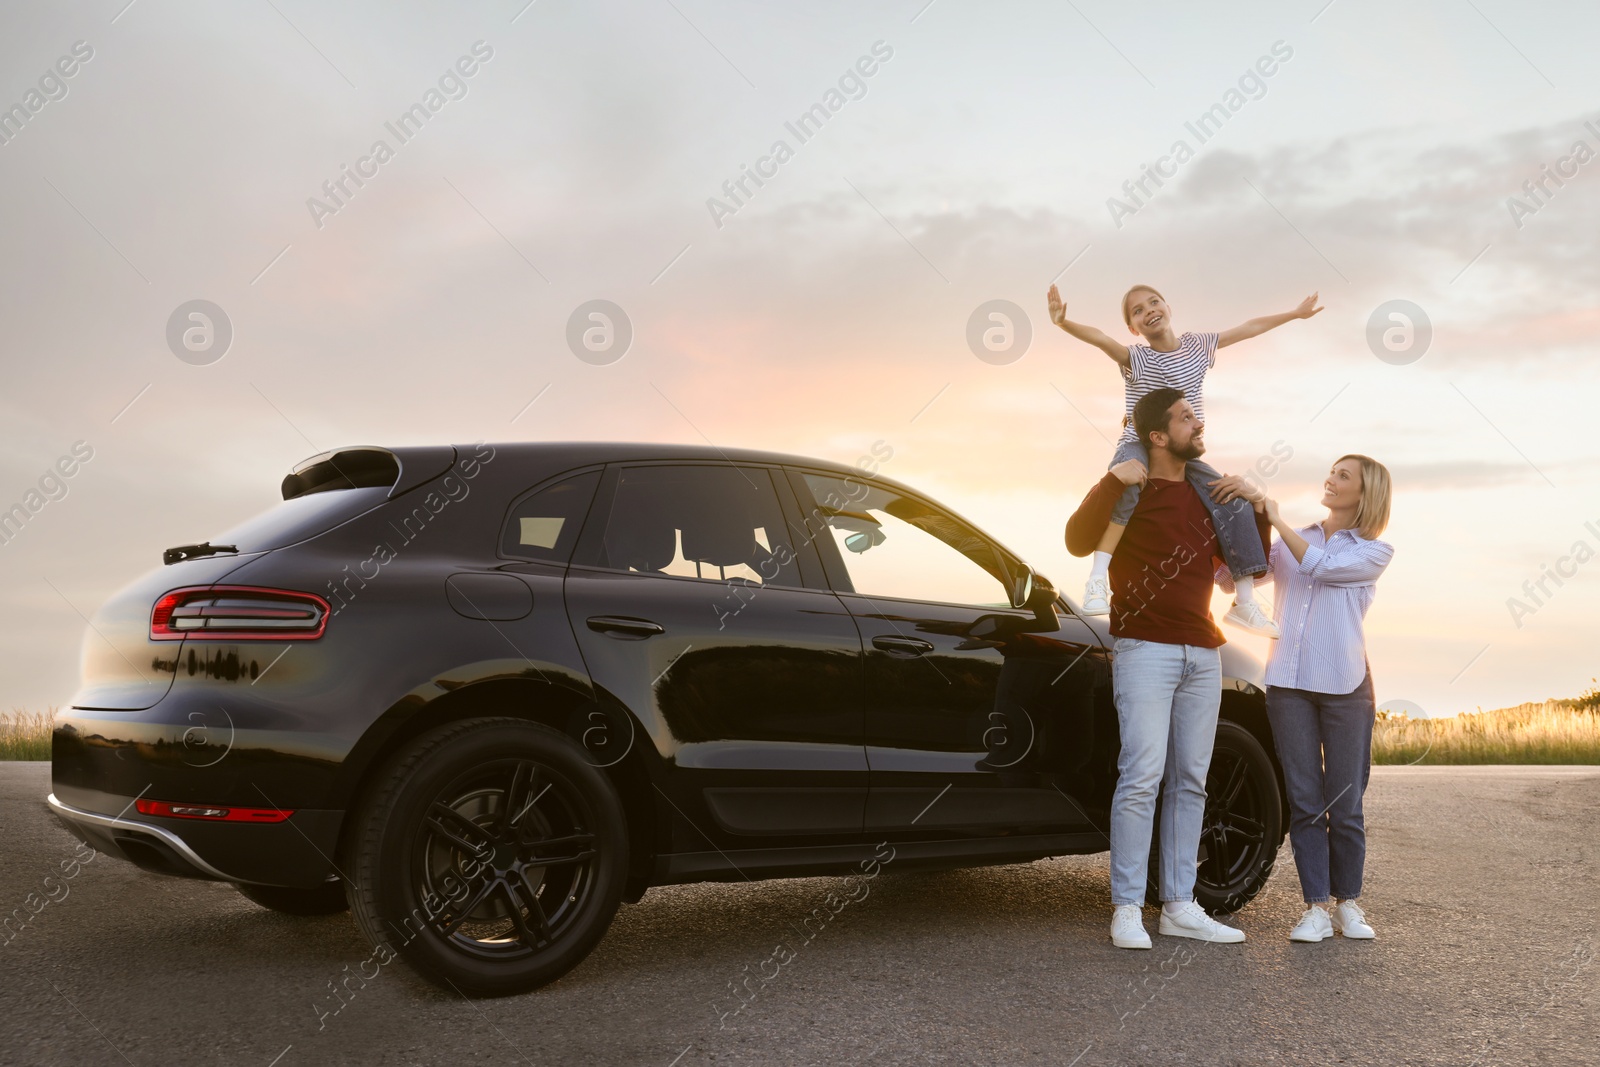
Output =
[{"x1": 2, "y1": 763, "x2": 1596, "y2": 1067}]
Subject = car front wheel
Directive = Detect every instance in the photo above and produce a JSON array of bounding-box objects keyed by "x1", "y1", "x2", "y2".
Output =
[{"x1": 346, "y1": 717, "x2": 629, "y2": 996}]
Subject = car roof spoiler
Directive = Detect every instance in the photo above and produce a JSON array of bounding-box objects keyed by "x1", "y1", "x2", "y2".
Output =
[{"x1": 281, "y1": 445, "x2": 458, "y2": 501}]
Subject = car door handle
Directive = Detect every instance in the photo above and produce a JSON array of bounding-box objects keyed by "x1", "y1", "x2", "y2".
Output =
[
  {"x1": 586, "y1": 616, "x2": 665, "y2": 639},
  {"x1": 872, "y1": 635, "x2": 934, "y2": 657}
]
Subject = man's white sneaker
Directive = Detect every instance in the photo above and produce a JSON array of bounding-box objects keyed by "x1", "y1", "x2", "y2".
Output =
[
  {"x1": 1331, "y1": 900, "x2": 1376, "y2": 939},
  {"x1": 1289, "y1": 905, "x2": 1333, "y2": 943},
  {"x1": 1111, "y1": 904, "x2": 1152, "y2": 949},
  {"x1": 1158, "y1": 901, "x2": 1246, "y2": 943},
  {"x1": 1223, "y1": 600, "x2": 1281, "y2": 638},
  {"x1": 1082, "y1": 576, "x2": 1111, "y2": 616}
]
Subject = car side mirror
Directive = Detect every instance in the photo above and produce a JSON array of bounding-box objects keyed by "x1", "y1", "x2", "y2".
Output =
[
  {"x1": 1008, "y1": 566, "x2": 1059, "y2": 632},
  {"x1": 1009, "y1": 566, "x2": 1036, "y2": 610}
]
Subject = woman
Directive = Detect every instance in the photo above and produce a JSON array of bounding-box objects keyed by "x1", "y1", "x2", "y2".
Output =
[{"x1": 1214, "y1": 454, "x2": 1394, "y2": 942}]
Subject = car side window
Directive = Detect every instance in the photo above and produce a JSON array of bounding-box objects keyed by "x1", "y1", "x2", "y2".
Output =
[
  {"x1": 596, "y1": 465, "x2": 799, "y2": 587},
  {"x1": 798, "y1": 472, "x2": 1010, "y2": 607},
  {"x1": 500, "y1": 469, "x2": 602, "y2": 563}
]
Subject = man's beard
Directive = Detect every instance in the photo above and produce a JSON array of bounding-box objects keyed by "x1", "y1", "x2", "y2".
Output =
[{"x1": 1170, "y1": 435, "x2": 1205, "y2": 461}]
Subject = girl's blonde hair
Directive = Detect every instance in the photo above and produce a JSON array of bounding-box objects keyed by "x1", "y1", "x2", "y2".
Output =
[
  {"x1": 1335, "y1": 453, "x2": 1392, "y2": 539},
  {"x1": 1121, "y1": 285, "x2": 1165, "y2": 327}
]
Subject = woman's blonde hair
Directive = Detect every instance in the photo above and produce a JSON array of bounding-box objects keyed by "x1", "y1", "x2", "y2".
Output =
[
  {"x1": 1335, "y1": 454, "x2": 1392, "y2": 539},
  {"x1": 1121, "y1": 284, "x2": 1165, "y2": 327}
]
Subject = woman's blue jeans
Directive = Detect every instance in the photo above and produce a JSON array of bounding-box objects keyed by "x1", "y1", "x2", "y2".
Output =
[{"x1": 1266, "y1": 672, "x2": 1376, "y2": 903}]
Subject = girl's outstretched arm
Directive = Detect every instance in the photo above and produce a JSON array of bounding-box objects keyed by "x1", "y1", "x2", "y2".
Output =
[
  {"x1": 1047, "y1": 285, "x2": 1130, "y2": 367},
  {"x1": 1218, "y1": 293, "x2": 1322, "y2": 349}
]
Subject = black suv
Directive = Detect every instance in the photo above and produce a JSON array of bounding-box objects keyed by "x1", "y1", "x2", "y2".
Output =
[{"x1": 50, "y1": 442, "x2": 1284, "y2": 995}]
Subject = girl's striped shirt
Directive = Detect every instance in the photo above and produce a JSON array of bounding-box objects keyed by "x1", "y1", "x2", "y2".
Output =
[{"x1": 1118, "y1": 331, "x2": 1218, "y2": 442}]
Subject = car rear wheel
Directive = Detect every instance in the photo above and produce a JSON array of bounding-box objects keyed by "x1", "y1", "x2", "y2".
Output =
[
  {"x1": 1147, "y1": 718, "x2": 1283, "y2": 915},
  {"x1": 236, "y1": 878, "x2": 350, "y2": 915},
  {"x1": 346, "y1": 718, "x2": 628, "y2": 996}
]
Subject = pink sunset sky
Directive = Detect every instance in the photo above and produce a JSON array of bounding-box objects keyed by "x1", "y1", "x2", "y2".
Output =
[{"x1": 1, "y1": 0, "x2": 1596, "y2": 717}]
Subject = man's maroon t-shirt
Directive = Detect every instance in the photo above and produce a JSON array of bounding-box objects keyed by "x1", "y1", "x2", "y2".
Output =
[{"x1": 1065, "y1": 472, "x2": 1269, "y2": 648}]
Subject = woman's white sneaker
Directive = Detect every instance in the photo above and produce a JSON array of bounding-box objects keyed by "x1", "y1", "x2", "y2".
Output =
[
  {"x1": 1111, "y1": 904, "x2": 1152, "y2": 949},
  {"x1": 1332, "y1": 900, "x2": 1376, "y2": 939},
  {"x1": 1158, "y1": 901, "x2": 1246, "y2": 943},
  {"x1": 1289, "y1": 905, "x2": 1333, "y2": 942},
  {"x1": 1082, "y1": 576, "x2": 1111, "y2": 616}
]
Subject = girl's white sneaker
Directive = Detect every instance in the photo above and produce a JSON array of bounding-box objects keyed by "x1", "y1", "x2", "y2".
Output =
[
  {"x1": 1082, "y1": 576, "x2": 1111, "y2": 616},
  {"x1": 1289, "y1": 905, "x2": 1333, "y2": 942},
  {"x1": 1332, "y1": 900, "x2": 1376, "y2": 939}
]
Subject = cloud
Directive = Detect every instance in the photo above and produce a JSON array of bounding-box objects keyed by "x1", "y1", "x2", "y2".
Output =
[{"x1": 1387, "y1": 459, "x2": 1554, "y2": 491}]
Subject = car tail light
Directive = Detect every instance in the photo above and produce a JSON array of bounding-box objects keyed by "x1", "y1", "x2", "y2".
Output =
[
  {"x1": 135, "y1": 799, "x2": 294, "y2": 822},
  {"x1": 150, "y1": 586, "x2": 330, "y2": 641}
]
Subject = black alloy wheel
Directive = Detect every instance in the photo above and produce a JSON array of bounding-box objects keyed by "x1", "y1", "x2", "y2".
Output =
[{"x1": 347, "y1": 718, "x2": 628, "y2": 995}]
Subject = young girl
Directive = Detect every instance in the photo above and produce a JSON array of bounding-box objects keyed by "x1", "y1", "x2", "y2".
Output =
[{"x1": 1046, "y1": 283, "x2": 1321, "y2": 635}]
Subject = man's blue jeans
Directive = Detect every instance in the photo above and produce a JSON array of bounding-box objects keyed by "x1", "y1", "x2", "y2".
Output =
[
  {"x1": 1109, "y1": 637, "x2": 1222, "y2": 906},
  {"x1": 1266, "y1": 672, "x2": 1376, "y2": 903}
]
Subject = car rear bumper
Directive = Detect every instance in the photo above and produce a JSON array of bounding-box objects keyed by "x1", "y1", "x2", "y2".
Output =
[{"x1": 46, "y1": 791, "x2": 343, "y2": 889}]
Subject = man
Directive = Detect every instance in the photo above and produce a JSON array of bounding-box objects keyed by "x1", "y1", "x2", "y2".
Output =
[{"x1": 1065, "y1": 386, "x2": 1270, "y2": 949}]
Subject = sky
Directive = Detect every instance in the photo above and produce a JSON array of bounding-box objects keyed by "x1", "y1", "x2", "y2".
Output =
[{"x1": 1, "y1": 0, "x2": 1597, "y2": 718}]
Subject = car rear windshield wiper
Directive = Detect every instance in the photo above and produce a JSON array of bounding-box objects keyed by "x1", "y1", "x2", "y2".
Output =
[{"x1": 163, "y1": 541, "x2": 239, "y2": 566}]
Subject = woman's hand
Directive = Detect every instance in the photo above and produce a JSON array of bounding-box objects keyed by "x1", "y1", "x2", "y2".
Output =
[
  {"x1": 1046, "y1": 284, "x2": 1069, "y2": 329},
  {"x1": 1294, "y1": 292, "x2": 1323, "y2": 319},
  {"x1": 1261, "y1": 496, "x2": 1281, "y2": 523},
  {"x1": 1206, "y1": 474, "x2": 1262, "y2": 506}
]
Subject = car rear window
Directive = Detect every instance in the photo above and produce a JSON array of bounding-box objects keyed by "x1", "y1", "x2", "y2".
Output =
[{"x1": 210, "y1": 486, "x2": 393, "y2": 553}]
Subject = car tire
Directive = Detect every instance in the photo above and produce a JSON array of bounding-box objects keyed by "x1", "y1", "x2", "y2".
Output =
[
  {"x1": 236, "y1": 879, "x2": 350, "y2": 915},
  {"x1": 345, "y1": 717, "x2": 628, "y2": 996},
  {"x1": 1147, "y1": 717, "x2": 1283, "y2": 915}
]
